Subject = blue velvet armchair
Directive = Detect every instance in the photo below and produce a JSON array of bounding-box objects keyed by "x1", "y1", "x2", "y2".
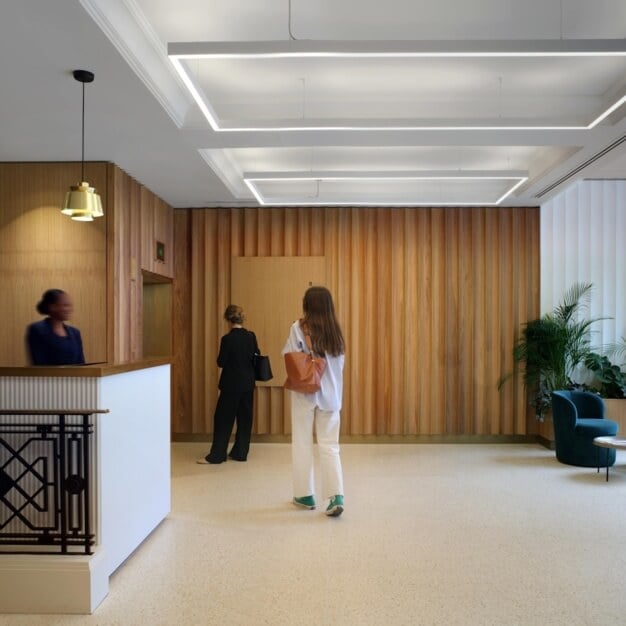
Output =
[{"x1": 550, "y1": 391, "x2": 618, "y2": 467}]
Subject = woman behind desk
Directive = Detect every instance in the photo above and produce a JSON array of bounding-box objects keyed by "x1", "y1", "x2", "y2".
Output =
[{"x1": 26, "y1": 289, "x2": 85, "y2": 366}]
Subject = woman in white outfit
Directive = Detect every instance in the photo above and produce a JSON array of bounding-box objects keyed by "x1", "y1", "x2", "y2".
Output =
[{"x1": 282, "y1": 286, "x2": 345, "y2": 517}]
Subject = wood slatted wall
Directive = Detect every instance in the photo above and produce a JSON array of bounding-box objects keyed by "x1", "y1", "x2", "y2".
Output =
[
  {"x1": 0, "y1": 162, "x2": 108, "y2": 366},
  {"x1": 107, "y1": 164, "x2": 174, "y2": 363},
  {"x1": 0, "y1": 162, "x2": 174, "y2": 367},
  {"x1": 173, "y1": 207, "x2": 539, "y2": 437}
]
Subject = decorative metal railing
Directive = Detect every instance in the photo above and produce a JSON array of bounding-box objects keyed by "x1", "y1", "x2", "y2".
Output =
[{"x1": 0, "y1": 409, "x2": 107, "y2": 555}]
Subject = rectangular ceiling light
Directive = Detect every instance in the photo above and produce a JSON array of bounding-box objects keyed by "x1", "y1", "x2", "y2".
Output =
[
  {"x1": 242, "y1": 171, "x2": 528, "y2": 206},
  {"x1": 169, "y1": 39, "x2": 626, "y2": 132}
]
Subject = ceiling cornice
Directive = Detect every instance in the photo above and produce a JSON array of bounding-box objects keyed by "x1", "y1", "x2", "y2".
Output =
[
  {"x1": 199, "y1": 149, "x2": 249, "y2": 198},
  {"x1": 79, "y1": 0, "x2": 191, "y2": 127}
]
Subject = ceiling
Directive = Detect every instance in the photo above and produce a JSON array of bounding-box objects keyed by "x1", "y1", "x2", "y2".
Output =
[{"x1": 1, "y1": 0, "x2": 626, "y2": 208}]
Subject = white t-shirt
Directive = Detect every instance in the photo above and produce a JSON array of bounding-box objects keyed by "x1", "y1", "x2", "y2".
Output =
[{"x1": 282, "y1": 320, "x2": 345, "y2": 412}]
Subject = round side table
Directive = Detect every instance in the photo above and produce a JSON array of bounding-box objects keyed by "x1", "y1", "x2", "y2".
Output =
[{"x1": 593, "y1": 436, "x2": 626, "y2": 481}]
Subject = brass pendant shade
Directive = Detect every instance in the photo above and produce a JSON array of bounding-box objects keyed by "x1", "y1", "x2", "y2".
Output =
[
  {"x1": 62, "y1": 181, "x2": 104, "y2": 221},
  {"x1": 62, "y1": 70, "x2": 103, "y2": 221}
]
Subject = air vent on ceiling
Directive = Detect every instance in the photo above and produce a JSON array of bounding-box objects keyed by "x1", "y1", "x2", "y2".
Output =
[{"x1": 535, "y1": 133, "x2": 626, "y2": 198}]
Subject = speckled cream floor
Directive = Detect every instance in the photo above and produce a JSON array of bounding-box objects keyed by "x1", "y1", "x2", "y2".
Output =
[{"x1": 3, "y1": 442, "x2": 626, "y2": 626}]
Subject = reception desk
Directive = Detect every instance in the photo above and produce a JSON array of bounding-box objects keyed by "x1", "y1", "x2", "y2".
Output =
[{"x1": 0, "y1": 359, "x2": 171, "y2": 614}]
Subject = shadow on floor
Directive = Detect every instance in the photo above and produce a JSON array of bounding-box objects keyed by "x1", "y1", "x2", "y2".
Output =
[
  {"x1": 490, "y1": 454, "x2": 556, "y2": 468},
  {"x1": 566, "y1": 467, "x2": 626, "y2": 485}
]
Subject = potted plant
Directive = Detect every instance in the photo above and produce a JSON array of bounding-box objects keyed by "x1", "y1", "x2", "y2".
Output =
[
  {"x1": 584, "y1": 351, "x2": 626, "y2": 432},
  {"x1": 584, "y1": 352, "x2": 626, "y2": 399},
  {"x1": 500, "y1": 282, "x2": 605, "y2": 421}
]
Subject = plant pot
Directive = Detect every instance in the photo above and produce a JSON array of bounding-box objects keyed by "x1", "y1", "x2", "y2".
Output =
[
  {"x1": 604, "y1": 399, "x2": 626, "y2": 434},
  {"x1": 527, "y1": 408, "x2": 554, "y2": 447},
  {"x1": 536, "y1": 416, "x2": 554, "y2": 448}
]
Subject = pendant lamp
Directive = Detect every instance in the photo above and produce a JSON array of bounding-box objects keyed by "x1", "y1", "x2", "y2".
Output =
[{"x1": 62, "y1": 70, "x2": 103, "y2": 221}]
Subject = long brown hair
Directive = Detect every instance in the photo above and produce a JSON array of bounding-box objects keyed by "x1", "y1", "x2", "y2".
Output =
[{"x1": 301, "y1": 286, "x2": 344, "y2": 357}]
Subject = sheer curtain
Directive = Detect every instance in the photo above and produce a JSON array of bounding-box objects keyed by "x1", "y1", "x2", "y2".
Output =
[{"x1": 541, "y1": 179, "x2": 626, "y2": 353}]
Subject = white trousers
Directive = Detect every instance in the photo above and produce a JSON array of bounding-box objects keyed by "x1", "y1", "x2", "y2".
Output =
[{"x1": 291, "y1": 391, "x2": 344, "y2": 500}]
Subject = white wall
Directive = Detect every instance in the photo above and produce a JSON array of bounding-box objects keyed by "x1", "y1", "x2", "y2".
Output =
[{"x1": 541, "y1": 179, "x2": 626, "y2": 355}]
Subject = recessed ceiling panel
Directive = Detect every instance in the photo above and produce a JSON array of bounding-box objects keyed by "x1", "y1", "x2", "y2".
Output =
[
  {"x1": 170, "y1": 40, "x2": 626, "y2": 131},
  {"x1": 200, "y1": 145, "x2": 576, "y2": 204},
  {"x1": 218, "y1": 145, "x2": 571, "y2": 175},
  {"x1": 244, "y1": 172, "x2": 527, "y2": 206}
]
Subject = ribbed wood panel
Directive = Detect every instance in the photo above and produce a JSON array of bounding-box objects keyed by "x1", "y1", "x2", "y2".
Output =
[
  {"x1": 0, "y1": 162, "x2": 108, "y2": 366},
  {"x1": 108, "y1": 165, "x2": 174, "y2": 363},
  {"x1": 541, "y1": 180, "x2": 626, "y2": 348},
  {"x1": 173, "y1": 212, "x2": 193, "y2": 429},
  {"x1": 173, "y1": 207, "x2": 539, "y2": 436}
]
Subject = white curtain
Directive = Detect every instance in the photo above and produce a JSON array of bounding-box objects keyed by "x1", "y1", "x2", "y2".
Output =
[{"x1": 541, "y1": 179, "x2": 626, "y2": 357}]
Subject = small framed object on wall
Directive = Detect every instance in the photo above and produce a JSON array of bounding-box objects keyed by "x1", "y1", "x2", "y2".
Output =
[{"x1": 156, "y1": 241, "x2": 165, "y2": 262}]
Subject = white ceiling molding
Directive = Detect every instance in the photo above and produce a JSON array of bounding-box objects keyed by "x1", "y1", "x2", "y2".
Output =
[
  {"x1": 168, "y1": 39, "x2": 626, "y2": 132},
  {"x1": 80, "y1": 0, "x2": 192, "y2": 127},
  {"x1": 198, "y1": 149, "x2": 251, "y2": 198},
  {"x1": 243, "y1": 170, "x2": 528, "y2": 206}
]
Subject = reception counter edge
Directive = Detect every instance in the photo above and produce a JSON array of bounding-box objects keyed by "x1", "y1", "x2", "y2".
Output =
[{"x1": 0, "y1": 357, "x2": 171, "y2": 378}]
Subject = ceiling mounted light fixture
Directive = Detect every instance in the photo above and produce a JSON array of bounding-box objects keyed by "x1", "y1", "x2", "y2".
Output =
[
  {"x1": 61, "y1": 69, "x2": 103, "y2": 222},
  {"x1": 243, "y1": 170, "x2": 528, "y2": 206},
  {"x1": 168, "y1": 39, "x2": 626, "y2": 132}
]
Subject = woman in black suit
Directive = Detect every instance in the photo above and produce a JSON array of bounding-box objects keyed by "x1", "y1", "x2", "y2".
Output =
[{"x1": 198, "y1": 305, "x2": 259, "y2": 464}]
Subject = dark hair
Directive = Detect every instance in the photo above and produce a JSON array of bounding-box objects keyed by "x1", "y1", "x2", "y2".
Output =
[
  {"x1": 37, "y1": 289, "x2": 66, "y2": 316},
  {"x1": 224, "y1": 304, "x2": 244, "y2": 325},
  {"x1": 302, "y1": 286, "x2": 344, "y2": 357}
]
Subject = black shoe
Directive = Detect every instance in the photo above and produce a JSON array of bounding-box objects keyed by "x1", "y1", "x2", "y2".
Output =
[
  {"x1": 199, "y1": 455, "x2": 226, "y2": 464},
  {"x1": 228, "y1": 453, "x2": 247, "y2": 462}
]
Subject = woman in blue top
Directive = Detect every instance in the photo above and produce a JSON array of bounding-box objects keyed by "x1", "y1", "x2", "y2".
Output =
[{"x1": 26, "y1": 289, "x2": 85, "y2": 366}]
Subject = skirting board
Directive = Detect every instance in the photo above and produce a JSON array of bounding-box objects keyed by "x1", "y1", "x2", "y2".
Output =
[
  {"x1": 173, "y1": 433, "x2": 537, "y2": 444},
  {"x1": 536, "y1": 435, "x2": 556, "y2": 450},
  {"x1": 0, "y1": 550, "x2": 108, "y2": 614}
]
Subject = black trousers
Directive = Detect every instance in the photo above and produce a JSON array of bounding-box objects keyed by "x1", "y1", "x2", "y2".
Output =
[{"x1": 207, "y1": 390, "x2": 254, "y2": 462}]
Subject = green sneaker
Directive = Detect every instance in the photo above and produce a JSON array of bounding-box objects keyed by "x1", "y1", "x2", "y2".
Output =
[
  {"x1": 325, "y1": 495, "x2": 344, "y2": 517},
  {"x1": 293, "y1": 495, "x2": 316, "y2": 509}
]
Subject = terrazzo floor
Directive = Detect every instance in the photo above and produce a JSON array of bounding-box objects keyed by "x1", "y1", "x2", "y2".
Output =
[{"x1": 3, "y1": 442, "x2": 626, "y2": 625}]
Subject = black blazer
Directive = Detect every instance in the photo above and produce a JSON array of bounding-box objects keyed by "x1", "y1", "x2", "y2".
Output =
[{"x1": 217, "y1": 328, "x2": 259, "y2": 392}]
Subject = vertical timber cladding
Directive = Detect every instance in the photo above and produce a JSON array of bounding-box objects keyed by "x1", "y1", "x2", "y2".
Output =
[
  {"x1": 173, "y1": 207, "x2": 539, "y2": 437},
  {"x1": 231, "y1": 256, "x2": 328, "y2": 388},
  {"x1": 0, "y1": 162, "x2": 107, "y2": 367},
  {"x1": 108, "y1": 164, "x2": 174, "y2": 363}
]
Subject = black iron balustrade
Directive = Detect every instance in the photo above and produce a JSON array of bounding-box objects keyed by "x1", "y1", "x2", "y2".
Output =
[{"x1": 0, "y1": 409, "x2": 108, "y2": 555}]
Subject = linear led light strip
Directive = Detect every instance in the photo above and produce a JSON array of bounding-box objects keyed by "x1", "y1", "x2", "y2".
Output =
[
  {"x1": 242, "y1": 171, "x2": 528, "y2": 206},
  {"x1": 169, "y1": 39, "x2": 626, "y2": 132}
]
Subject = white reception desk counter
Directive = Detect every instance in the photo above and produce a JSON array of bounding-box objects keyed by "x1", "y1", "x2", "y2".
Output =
[{"x1": 0, "y1": 359, "x2": 171, "y2": 614}]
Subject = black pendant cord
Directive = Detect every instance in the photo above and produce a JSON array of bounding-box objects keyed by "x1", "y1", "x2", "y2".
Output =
[
  {"x1": 71, "y1": 70, "x2": 94, "y2": 187},
  {"x1": 81, "y1": 80, "x2": 85, "y2": 183}
]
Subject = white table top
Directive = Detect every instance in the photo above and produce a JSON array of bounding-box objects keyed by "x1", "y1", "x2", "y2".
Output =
[{"x1": 593, "y1": 436, "x2": 626, "y2": 449}]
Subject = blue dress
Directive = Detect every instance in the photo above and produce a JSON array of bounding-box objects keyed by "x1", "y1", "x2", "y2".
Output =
[{"x1": 26, "y1": 319, "x2": 85, "y2": 366}]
